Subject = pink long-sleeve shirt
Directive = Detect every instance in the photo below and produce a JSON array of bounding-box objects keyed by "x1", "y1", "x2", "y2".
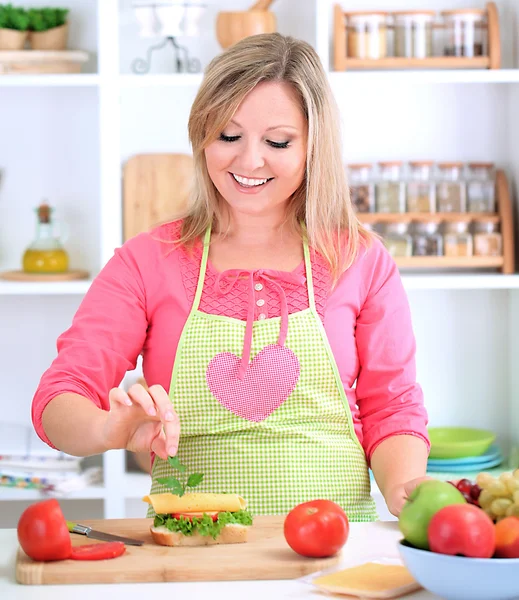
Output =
[{"x1": 32, "y1": 221, "x2": 430, "y2": 463}]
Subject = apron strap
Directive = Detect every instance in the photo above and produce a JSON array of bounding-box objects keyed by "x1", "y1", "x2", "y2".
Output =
[{"x1": 192, "y1": 225, "x2": 212, "y2": 312}]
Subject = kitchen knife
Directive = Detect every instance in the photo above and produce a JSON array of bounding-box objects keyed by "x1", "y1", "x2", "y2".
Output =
[{"x1": 66, "y1": 521, "x2": 144, "y2": 546}]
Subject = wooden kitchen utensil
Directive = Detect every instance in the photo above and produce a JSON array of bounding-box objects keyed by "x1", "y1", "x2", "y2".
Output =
[
  {"x1": 16, "y1": 516, "x2": 341, "y2": 585},
  {"x1": 123, "y1": 153, "x2": 194, "y2": 242},
  {"x1": 216, "y1": 0, "x2": 277, "y2": 50}
]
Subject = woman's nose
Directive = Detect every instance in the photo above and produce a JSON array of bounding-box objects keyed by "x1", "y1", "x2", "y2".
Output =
[{"x1": 236, "y1": 141, "x2": 266, "y2": 173}]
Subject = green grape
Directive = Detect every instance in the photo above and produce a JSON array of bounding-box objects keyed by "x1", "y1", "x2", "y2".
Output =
[
  {"x1": 487, "y1": 481, "x2": 509, "y2": 497},
  {"x1": 505, "y1": 503, "x2": 519, "y2": 518},
  {"x1": 490, "y1": 498, "x2": 512, "y2": 516},
  {"x1": 513, "y1": 491, "x2": 519, "y2": 505},
  {"x1": 506, "y1": 477, "x2": 519, "y2": 494},
  {"x1": 483, "y1": 506, "x2": 496, "y2": 520},
  {"x1": 478, "y1": 489, "x2": 495, "y2": 509},
  {"x1": 499, "y1": 472, "x2": 514, "y2": 486},
  {"x1": 476, "y1": 472, "x2": 495, "y2": 490}
]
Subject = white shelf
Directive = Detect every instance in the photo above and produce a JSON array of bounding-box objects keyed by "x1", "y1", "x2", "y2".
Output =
[
  {"x1": 123, "y1": 471, "x2": 151, "y2": 499},
  {"x1": 402, "y1": 274, "x2": 519, "y2": 290},
  {"x1": 329, "y1": 69, "x2": 519, "y2": 85},
  {"x1": 119, "y1": 73, "x2": 203, "y2": 88},
  {"x1": 0, "y1": 74, "x2": 100, "y2": 87},
  {"x1": 0, "y1": 280, "x2": 94, "y2": 295}
]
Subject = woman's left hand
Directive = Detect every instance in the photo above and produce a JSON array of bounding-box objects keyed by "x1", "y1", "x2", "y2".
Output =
[{"x1": 385, "y1": 476, "x2": 435, "y2": 517}]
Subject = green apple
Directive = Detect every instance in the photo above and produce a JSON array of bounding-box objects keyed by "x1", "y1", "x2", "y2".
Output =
[{"x1": 398, "y1": 480, "x2": 466, "y2": 550}]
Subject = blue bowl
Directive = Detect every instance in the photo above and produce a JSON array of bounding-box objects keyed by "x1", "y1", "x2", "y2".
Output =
[{"x1": 398, "y1": 541, "x2": 519, "y2": 600}]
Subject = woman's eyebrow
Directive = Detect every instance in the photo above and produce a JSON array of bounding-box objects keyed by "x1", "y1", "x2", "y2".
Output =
[{"x1": 229, "y1": 119, "x2": 299, "y2": 132}]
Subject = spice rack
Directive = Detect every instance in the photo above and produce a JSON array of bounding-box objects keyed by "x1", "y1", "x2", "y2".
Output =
[
  {"x1": 357, "y1": 170, "x2": 514, "y2": 273},
  {"x1": 333, "y1": 2, "x2": 501, "y2": 71}
]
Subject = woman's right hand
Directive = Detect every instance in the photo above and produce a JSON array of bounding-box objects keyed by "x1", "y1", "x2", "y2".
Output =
[{"x1": 101, "y1": 384, "x2": 180, "y2": 460}]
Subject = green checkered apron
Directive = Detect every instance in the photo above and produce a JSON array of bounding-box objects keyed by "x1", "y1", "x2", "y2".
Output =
[{"x1": 148, "y1": 226, "x2": 377, "y2": 521}]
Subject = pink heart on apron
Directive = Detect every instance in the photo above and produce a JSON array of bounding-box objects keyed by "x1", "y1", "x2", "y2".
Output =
[{"x1": 206, "y1": 343, "x2": 300, "y2": 422}]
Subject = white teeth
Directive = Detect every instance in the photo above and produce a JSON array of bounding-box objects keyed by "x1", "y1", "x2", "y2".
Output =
[{"x1": 232, "y1": 173, "x2": 270, "y2": 187}]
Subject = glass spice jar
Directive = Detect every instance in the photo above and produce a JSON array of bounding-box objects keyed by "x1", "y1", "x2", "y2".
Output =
[
  {"x1": 394, "y1": 11, "x2": 435, "y2": 59},
  {"x1": 473, "y1": 219, "x2": 502, "y2": 257},
  {"x1": 346, "y1": 12, "x2": 389, "y2": 59},
  {"x1": 443, "y1": 220, "x2": 473, "y2": 257},
  {"x1": 376, "y1": 161, "x2": 406, "y2": 213},
  {"x1": 406, "y1": 161, "x2": 436, "y2": 213},
  {"x1": 412, "y1": 220, "x2": 443, "y2": 257},
  {"x1": 348, "y1": 163, "x2": 375, "y2": 213},
  {"x1": 442, "y1": 9, "x2": 487, "y2": 58},
  {"x1": 436, "y1": 162, "x2": 467, "y2": 213},
  {"x1": 467, "y1": 162, "x2": 496, "y2": 213},
  {"x1": 383, "y1": 222, "x2": 412, "y2": 258}
]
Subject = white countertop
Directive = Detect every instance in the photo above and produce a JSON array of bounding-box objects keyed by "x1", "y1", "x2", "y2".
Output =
[{"x1": 0, "y1": 522, "x2": 439, "y2": 599}]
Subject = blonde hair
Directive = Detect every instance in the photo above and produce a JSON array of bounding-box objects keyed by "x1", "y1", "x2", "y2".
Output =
[{"x1": 177, "y1": 33, "x2": 372, "y2": 282}]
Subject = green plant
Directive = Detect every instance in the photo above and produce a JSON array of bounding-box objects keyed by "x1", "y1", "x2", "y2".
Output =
[
  {"x1": 156, "y1": 455, "x2": 204, "y2": 497},
  {"x1": 27, "y1": 7, "x2": 68, "y2": 32},
  {"x1": 0, "y1": 4, "x2": 30, "y2": 31}
]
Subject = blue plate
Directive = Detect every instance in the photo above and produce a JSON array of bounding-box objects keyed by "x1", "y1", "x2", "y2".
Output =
[
  {"x1": 427, "y1": 444, "x2": 502, "y2": 467},
  {"x1": 427, "y1": 454, "x2": 504, "y2": 473}
]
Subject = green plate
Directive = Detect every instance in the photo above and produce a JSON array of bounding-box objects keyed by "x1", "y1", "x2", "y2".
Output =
[{"x1": 428, "y1": 427, "x2": 496, "y2": 459}]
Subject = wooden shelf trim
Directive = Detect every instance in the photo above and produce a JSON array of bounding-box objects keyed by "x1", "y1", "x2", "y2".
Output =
[
  {"x1": 358, "y1": 212, "x2": 500, "y2": 224},
  {"x1": 396, "y1": 257, "x2": 504, "y2": 268}
]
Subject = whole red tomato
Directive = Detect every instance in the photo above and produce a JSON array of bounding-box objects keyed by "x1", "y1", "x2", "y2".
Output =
[
  {"x1": 284, "y1": 499, "x2": 349, "y2": 558},
  {"x1": 428, "y1": 504, "x2": 495, "y2": 558},
  {"x1": 17, "y1": 498, "x2": 72, "y2": 561}
]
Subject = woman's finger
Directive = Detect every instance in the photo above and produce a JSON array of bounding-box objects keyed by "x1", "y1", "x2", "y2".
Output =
[
  {"x1": 109, "y1": 387, "x2": 132, "y2": 407},
  {"x1": 147, "y1": 384, "x2": 180, "y2": 457},
  {"x1": 127, "y1": 383, "x2": 159, "y2": 417},
  {"x1": 150, "y1": 429, "x2": 168, "y2": 460}
]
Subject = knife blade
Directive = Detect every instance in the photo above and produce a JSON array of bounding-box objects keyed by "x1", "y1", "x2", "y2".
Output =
[{"x1": 66, "y1": 521, "x2": 144, "y2": 546}]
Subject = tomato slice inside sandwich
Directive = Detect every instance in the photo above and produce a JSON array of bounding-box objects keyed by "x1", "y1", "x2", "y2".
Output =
[{"x1": 70, "y1": 542, "x2": 126, "y2": 560}]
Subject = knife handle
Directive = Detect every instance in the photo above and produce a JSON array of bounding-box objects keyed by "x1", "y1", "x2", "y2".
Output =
[{"x1": 66, "y1": 521, "x2": 90, "y2": 535}]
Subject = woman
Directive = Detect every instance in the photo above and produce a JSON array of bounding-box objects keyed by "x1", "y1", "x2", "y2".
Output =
[{"x1": 32, "y1": 33, "x2": 429, "y2": 520}]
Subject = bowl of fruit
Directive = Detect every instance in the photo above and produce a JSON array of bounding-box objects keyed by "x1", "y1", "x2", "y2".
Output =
[{"x1": 397, "y1": 473, "x2": 519, "y2": 600}]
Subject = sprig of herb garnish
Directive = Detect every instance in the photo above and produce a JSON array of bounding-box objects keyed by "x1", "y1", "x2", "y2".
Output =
[{"x1": 156, "y1": 455, "x2": 204, "y2": 497}]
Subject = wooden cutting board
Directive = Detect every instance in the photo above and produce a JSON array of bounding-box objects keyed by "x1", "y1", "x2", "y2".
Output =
[
  {"x1": 123, "y1": 153, "x2": 194, "y2": 242},
  {"x1": 16, "y1": 516, "x2": 341, "y2": 585}
]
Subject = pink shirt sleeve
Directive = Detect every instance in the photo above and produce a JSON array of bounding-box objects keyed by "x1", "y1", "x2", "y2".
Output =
[
  {"x1": 31, "y1": 236, "x2": 150, "y2": 449},
  {"x1": 353, "y1": 240, "x2": 430, "y2": 463}
]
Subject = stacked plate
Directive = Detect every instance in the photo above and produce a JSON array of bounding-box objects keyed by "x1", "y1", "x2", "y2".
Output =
[
  {"x1": 427, "y1": 427, "x2": 503, "y2": 474},
  {"x1": 427, "y1": 443, "x2": 504, "y2": 473}
]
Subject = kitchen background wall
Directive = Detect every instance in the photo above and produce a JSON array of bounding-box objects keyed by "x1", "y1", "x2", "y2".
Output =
[{"x1": 0, "y1": 0, "x2": 518, "y2": 527}]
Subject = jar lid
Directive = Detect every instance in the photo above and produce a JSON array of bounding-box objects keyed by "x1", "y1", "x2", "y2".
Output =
[
  {"x1": 409, "y1": 160, "x2": 434, "y2": 167},
  {"x1": 392, "y1": 10, "x2": 436, "y2": 16},
  {"x1": 437, "y1": 161, "x2": 464, "y2": 169},
  {"x1": 378, "y1": 160, "x2": 403, "y2": 167},
  {"x1": 345, "y1": 11, "x2": 389, "y2": 17},
  {"x1": 441, "y1": 9, "x2": 486, "y2": 15},
  {"x1": 468, "y1": 162, "x2": 495, "y2": 169},
  {"x1": 348, "y1": 163, "x2": 373, "y2": 169}
]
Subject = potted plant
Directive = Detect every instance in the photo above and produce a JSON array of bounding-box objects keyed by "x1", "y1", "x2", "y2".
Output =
[
  {"x1": 0, "y1": 4, "x2": 29, "y2": 50},
  {"x1": 28, "y1": 7, "x2": 69, "y2": 50}
]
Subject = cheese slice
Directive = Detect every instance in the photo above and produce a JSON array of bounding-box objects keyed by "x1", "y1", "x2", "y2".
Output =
[
  {"x1": 142, "y1": 492, "x2": 247, "y2": 515},
  {"x1": 312, "y1": 562, "x2": 421, "y2": 599}
]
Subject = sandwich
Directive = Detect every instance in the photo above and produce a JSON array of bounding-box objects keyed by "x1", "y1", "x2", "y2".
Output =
[{"x1": 143, "y1": 492, "x2": 253, "y2": 547}]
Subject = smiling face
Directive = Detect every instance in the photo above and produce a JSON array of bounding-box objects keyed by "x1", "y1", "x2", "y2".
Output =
[{"x1": 204, "y1": 81, "x2": 307, "y2": 221}]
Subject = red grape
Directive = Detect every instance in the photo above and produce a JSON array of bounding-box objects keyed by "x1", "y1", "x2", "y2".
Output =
[
  {"x1": 456, "y1": 478, "x2": 473, "y2": 495},
  {"x1": 470, "y1": 484, "x2": 482, "y2": 501}
]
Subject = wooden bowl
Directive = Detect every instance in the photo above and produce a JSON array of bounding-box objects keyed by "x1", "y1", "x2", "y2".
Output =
[{"x1": 216, "y1": 10, "x2": 277, "y2": 49}]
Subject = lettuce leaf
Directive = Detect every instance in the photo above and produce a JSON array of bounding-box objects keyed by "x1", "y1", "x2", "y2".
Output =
[{"x1": 154, "y1": 510, "x2": 253, "y2": 540}]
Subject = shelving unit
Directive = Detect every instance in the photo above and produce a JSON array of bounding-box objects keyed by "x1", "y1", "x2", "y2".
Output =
[{"x1": 0, "y1": 0, "x2": 518, "y2": 524}]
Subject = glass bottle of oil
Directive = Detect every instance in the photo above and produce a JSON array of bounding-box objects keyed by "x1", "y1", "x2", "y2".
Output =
[{"x1": 22, "y1": 202, "x2": 69, "y2": 274}]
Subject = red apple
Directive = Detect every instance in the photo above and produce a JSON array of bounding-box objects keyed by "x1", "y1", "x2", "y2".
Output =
[
  {"x1": 495, "y1": 516, "x2": 519, "y2": 558},
  {"x1": 428, "y1": 504, "x2": 496, "y2": 558}
]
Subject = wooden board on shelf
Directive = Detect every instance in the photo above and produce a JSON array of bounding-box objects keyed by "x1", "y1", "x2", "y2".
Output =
[
  {"x1": 15, "y1": 516, "x2": 340, "y2": 585},
  {"x1": 0, "y1": 270, "x2": 89, "y2": 282},
  {"x1": 0, "y1": 50, "x2": 89, "y2": 75},
  {"x1": 395, "y1": 257, "x2": 504, "y2": 269},
  {"x1": 358, "y1": 212, "x2": 500, "y2": 224},
  {"x1": 333, "y1": 2, "x2": 501, "y2": 72},
  {"x1": 123, "y1": 153, "x2": 194, "y2": 242}
]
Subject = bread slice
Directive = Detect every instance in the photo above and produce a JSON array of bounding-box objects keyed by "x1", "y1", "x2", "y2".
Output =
[{"x1": 150, "y1": 523, "x2": 249, "y2": 547}]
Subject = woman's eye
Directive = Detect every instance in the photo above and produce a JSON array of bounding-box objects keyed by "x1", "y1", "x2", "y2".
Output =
[
  {"x1": 268, "y1": 140, "x2": 290, "y2": 149},
  {"x1": 219, "y1": 133, "x2": 240, "y2": 143}
]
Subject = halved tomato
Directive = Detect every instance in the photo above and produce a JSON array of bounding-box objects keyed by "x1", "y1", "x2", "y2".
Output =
[
  {"x1": 70, "y1": 542, "x2": 126, "y2": 560},
  {"x1": 171, "y1": 512, "x2": 218, "y2": 521}
]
